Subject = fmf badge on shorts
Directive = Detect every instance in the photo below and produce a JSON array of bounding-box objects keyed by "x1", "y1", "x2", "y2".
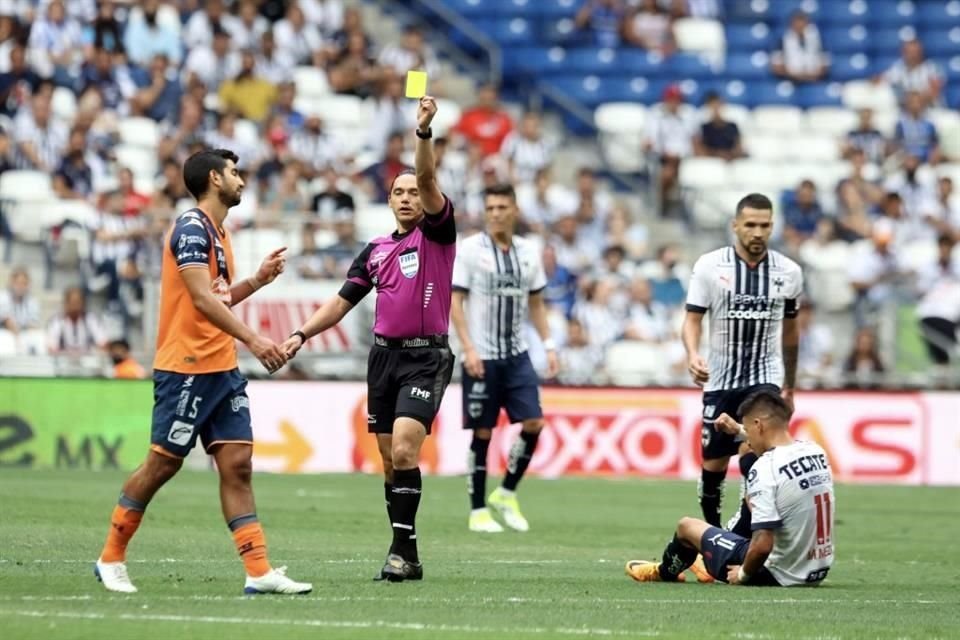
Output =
[{"x1": 399, "y1": 251, "x2": 420, "y2": 278}]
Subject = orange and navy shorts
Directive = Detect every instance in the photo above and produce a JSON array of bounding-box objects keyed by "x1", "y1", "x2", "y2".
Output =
[{"x1": 150, "y1": 369, "x2": 252, "y2": 458}]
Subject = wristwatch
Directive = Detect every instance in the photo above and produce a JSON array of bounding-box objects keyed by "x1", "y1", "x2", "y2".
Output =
[
  {"x1": 290, "y1": 330, "x2": 307, "y2": 345},
  {"x1": 415, "y1": 127, "x2": 432, "y2": 139}
]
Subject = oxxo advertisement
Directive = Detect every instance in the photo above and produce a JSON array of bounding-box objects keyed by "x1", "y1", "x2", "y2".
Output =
[{"x1": 1, "y1": 379, "x2": 958, "y2": 485}]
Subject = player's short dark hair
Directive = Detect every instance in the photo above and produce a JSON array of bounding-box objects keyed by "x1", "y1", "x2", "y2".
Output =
[
  {"x1": 735, "y1": 193, "x2": 773, "y2": 216},
  {"x1": 183, "y1": 149, "x2": 238, "y2": 200},
  {"x1": 738, "y1": 389, "x2": 792, "y2": 425},
  {"x1": 483, "y1": 183, "x2": 517, "y2": 202}
]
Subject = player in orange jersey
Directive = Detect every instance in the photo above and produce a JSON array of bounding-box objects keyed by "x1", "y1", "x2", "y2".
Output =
[{"x1": 95, "y1": 149, "x2": 311, "y2": 595}]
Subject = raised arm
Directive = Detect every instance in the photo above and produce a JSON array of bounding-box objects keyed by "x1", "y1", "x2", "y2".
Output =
[{"x1": 415, "y1": 96, "x2": 445, "y2": 215}]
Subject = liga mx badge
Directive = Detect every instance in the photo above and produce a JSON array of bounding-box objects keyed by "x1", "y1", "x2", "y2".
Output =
[{"x1": 399, "y1": 250, "x2": 420, "y2": 278}]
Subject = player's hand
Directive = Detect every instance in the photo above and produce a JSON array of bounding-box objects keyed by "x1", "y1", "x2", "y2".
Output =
[
  {"x1": 463, "y1": 347, "x2": 484, "y2": 378},
  {"x1": 255, "y1": 247, "x2": 287, "y2": 286},
  {"x1": 687, "y1": 354, "x2": 709, "y2": 386},
  {"x1": 726, "y1": 565, "x2": 744, "y2": 585},
  {"x1": 714, "y1": 412, "x2": 742, "y2": 436},
  {"x1": 281, "y1": 335, "x2": 304, "y2": 359},
  {"x1": 781, "y1": 387, "x2": 795, "y2": 414},
  {"x1": 545, "y1": 349, "x2": 560, "y2": 379},
  {"x1": 417, "y1": 96, "x2": 437, "y2": 130},
  {"x1": 247, "y1": 335, "x2": 287, "y2": 374}
]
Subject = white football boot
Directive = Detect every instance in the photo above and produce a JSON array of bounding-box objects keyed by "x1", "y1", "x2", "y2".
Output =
[
  {"x1": 95, "y1": 558, "x2": 138, "y2": 593},
  {"x1": 243, "y1": 566, "x2": 312, "y2": 595}
]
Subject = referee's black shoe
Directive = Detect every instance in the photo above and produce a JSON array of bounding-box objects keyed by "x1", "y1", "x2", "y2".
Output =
[{"x1": 374, "y1": 553, "x2": 423, "y2": 582}]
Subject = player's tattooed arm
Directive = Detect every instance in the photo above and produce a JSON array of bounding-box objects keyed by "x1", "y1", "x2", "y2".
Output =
[
  {"x1": 781, "y1": 315, "x2": 799, "y2": 411},
  {"x1": 728, "y1": 529, "x2": 774, "y2": 585}
]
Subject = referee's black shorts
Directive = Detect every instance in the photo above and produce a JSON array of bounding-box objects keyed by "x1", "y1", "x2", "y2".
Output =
[
  {"x1": 366, "y1": 341, "x2": 454, "y2": 435},
  {"x1": 701, "y1": 383, "x2": 780, "y2": 460}
]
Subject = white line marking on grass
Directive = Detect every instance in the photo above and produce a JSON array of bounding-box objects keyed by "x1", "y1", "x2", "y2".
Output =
[
  {"x1": 2, "y1": 595, "x2": 949, "y2": 606},
  {"x1": 1, "y1": 609, "x2": 660, "y2": 637}
]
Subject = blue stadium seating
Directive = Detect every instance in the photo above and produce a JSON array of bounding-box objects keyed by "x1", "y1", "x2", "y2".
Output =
[
  {"x1": 916, "y1": 1, "x2": 960, "y2": 28},
  {"x1": 920, "y1": 28, "x2": 960, "y2": 58},
  {"x1": 866, "y1": 1, "x2": 918, "y2": 27},
  {"x1": 725, "y1": 0, "x2": 772, "y2": 22},
  {"x1": 946, "y1": 83, "x2": 960, "y2": 108},
  {"x1": 794, "y1": 82, "x2": 845, "y2": 107},
  {"x1": 565, "y1": 48, "x2": 670, "y2": 76},
  {"x1": 490, "y1": 18, "x2": 535, "y2": 46},
  {"x1": 822, "y1": 25, "x2": 870, "y2": 54},
  {"x1": 867, "y1": 27, "x2": 913, "y2": 56},
  {"x1": 830, "y1": 53, "x2": 874, "y2": 81},
  {"x1": 501, "y1": 46, "x2": 570, "y2": 75},
  {"x1": 820, "y1": 0, "x2": 873, "y2": 25},
  {"x1": 725, "y1": 23, "x2": 776, "y2": 52},
  {"x1": 724, "y1": 52, "x2": 772, "y2": 80}
]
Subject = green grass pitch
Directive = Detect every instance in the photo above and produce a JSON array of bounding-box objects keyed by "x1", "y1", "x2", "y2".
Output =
[{"x1": 1, "y1": 470, "x2": 958, "y2": 639}]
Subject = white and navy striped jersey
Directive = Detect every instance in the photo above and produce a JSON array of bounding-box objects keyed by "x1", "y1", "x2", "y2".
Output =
[
  {"x1": 499, "y1": 132, "x2": 555, "y2": 184},
  {"x1": 452, "y1": 232, "x2": 547, "y2": 361},
  {"x1": 686, "y1": 247, "x2": 803, "y2": 392}
]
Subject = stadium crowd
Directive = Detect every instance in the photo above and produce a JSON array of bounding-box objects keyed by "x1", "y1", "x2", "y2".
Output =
[{"x1": 0, "y1": 0, "x2": 957, "y2": 386}]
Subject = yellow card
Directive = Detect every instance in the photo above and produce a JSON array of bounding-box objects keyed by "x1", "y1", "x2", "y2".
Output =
[{"x1": 405, "y1": 70, "x2": 428, "y2": 98}]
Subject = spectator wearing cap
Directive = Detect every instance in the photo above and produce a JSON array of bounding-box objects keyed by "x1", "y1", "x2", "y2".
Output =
[
  {"x1": 123, "y1": 0, "x2": 182, "y2": 66},
  {"x1": 452, "y1": 84, "x2": 514, "y2": 157},
  {"x1": 893, "y1": 91, "x2": 941, "y2": 164},
  {"x1": 219, "y1": 49, "x2": 277, "y2": 123},
  {"x1": 771, "y1": 11, "x2": 828, "y2": 83},
  {"x1": 644, "y1": 84, "x2": 696, "y2": 216},
  {"x1": 695, "y1": 91, "x2": 744, "y2": 160},
  {"x1": 623, "y1": 0, "x2": 675, "y2": 55}
]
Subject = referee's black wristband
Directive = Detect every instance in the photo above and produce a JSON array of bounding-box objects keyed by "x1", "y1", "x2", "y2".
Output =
[
  {"x1": 290, "y1": 330, "x2": 307, "y2": 345},
  {"x1": 415, "y1": 127, "x2": 432, "y2": 139}
]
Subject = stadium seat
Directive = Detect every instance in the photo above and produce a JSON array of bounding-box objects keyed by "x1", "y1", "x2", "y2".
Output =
[
  {"x1": 503, "y1": 46, "x2": 568, "y2": 75},
  {"x1": 293, "y1": 66, "x2": 331, "y2": 99},
  {"x1": 114, "y1": 145, "x2": 158, "y2": 181},
  {"x1": 51, "y1": 86, "x2": 76, "y2": 123},
  {"x1": 751, "y1": 105, "x2": 804, "y2": 135},
  {"x1": 673, "y1": 18, "x2": 726, "y2": 67},
  {"x1": 729, "y1": 158, "x2": 789, "y2": 193},
  {"x1": 670, "y1": 53, "x2": 716, "y2": 79},
  {"x1": 917, "y1": 0, "x2": 960, "y2": 27},
  {"x1": 725, "y1": 51, "x2": 773, "y2": 80},
  {"x1": 605, "y1": 341, "x2": 667, "y2": 386},
  {"x1": 439, "y1": 0, "x2": 487, "y2": 18},
  {"x1": 725, "y1": 23, "x2": 775, "y2": 51},
  {"x1": 548, "y1": 75, "x2": 607, "y2": 108},
  {"x1": 726, "y1": 0, "x2": 772, "y2": 21},
  {"x1": 799, "y1": 241, "x2": 855, "y2": 311},
  {"x1": 233, "y1": 118, "x2": 260, "y2": 149},
  {"x1": 742, "y1": 132, "x2": 790, "y2": 161},
  {"x1": 0, "y1": 170, "x2": 54, "y2": 203},
  {"x1": 744, "y1": 80, "x2": 799, "y2": 107},
  {"x1": 595, "y1": 103, "x2": 647, "y2": 174},
  {"x1": 841, "y1": 80, "x2": 898, "y2": 111},
  {"x1": 690, "y1": 186, "x2": 744, "y2": 229},
  {"x1": 805, "y1": 106, "x2": 858, "y2": 137},
  {"x1": 307, "y1": 95, "x2": 366, "y2": 128},
  {"x1": 117, "y1": 117, "x2": 160, "y2": 148},
  {"x1": 431, "y1": 98, "x2": 462, "y2": 137},
  {"x1": 678, "y1": 157, "x2": 731, "y2": 190},
  {"x1": 822, "y1": 25, "x2": 869, "y2": 55},
  {"x1": 794, "y1": 82, "x2": 845, "y2": 108},
  {"x1": 921, "y1": 28, "x2": 960, "y2": 58},
  {"x1": 830, "y1": 53, "x2": 873, "y2": 81},
  {"x1": 821, "y1": 0, "x2": 872, "y2": 24},
  {"x1": 490, "y1": 18, "x2": 534, "y2": 45},
  {"x1": 866, "y1": 0, "x2": 917, "y2": 27},
  {"x1": 355, "y1": 205, "x2": 394, "y2": 242}
]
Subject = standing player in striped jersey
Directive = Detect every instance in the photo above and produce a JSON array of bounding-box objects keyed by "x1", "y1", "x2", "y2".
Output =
[
  {"x1": 683, "y1": 193, "x2": 803, "y2": 534},
  {"x1": 450, "y1": 184, "x2": 559, "y2": 533}
]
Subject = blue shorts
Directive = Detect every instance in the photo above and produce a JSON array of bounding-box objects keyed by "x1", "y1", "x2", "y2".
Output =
[
  {"x1": 701, "y1": 383, "x2": 780, "y2": 459},
  {"x1": 150, "y1": 369, "x2": 252, "y2": 458},
  {"x1": 462, "y1": 352, "x2": 543, "y2": 429},
  {"x1": 700, "y1": 526, "x2": 780, "y2": 585}
]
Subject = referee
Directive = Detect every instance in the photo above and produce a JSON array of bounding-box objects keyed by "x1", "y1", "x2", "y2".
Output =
[
  {"x1": 284, "y1": 97, "x2": 455, "y2": 582},
  {"x1": 682, "y1": 193, "x2": 803, "y2": 535}
]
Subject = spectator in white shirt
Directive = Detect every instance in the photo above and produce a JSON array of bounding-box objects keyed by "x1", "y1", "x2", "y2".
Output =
[
  {"x1": 183, "y1": 0, "x2": 229, "y2": 50},
  {"x1": 289, "y1": 114, "x2": 342, "y2": 177},
  {"x1": 378, "y1": 24, "x2": 440, "y2": 77},
  {"x1": 771, "y1": 11, "x2": 828, "y2": 82},
  {"x1": 182, "y1": 26, "x2": 239, "y2": 93},
  {"x1": 274, "y1": 3, "x2": 324, "y2": 66},
  {"x1": 848, "y1": 219, "x2": 905, "y2": 326},
  {"x1": 796, "y1": 302, "x2": 835, "y2": 388},
  {"x1": 500, "y1": 112, "x2": 555, "y2": 185},
  {"x1": 255, "y1": 31, "x2": 295, "y2": 85},
  {"x1": 575, "y1": 277, "x2": 624, "y2": 349},
  {"x1": 557, "y1": 317, "x2": 606, "y2": 385},
  {"x1": 0, "y1": 266, "x2": 45, "y2": 355},
  {"x1": 204, "y1": 112, "x2": 262, "y2": 172},
  {"x1": 552, "y1": 213, "x2": 600, "y2": 275},
  {"x1": 47, "y1": 286, "x2": 107, "y2": 355},
  {"x1": 226, "y1": 0, "x2": 269, "y2": 51},
  {"x1": 883, "y1": 154, "x2": 937, "y2": 237},
  {"x1": 623, "y1": 0, "x2": 675, "y2": 55},
  {"x1": 516, "y1": 167, "x2": 578, "y2": 234},
  {"x1": 923, "y1": 176, "x2": 960, "y2": 234},
  {"x1": 123, "y1": 0, "x2": 182, "y2": 67},
  {"x1": 365, "y1": 70, "x2": 416, "y2": 156},
  {"x1": 644, "y1": 84, "x2": 696, "y2": 216},
  {"x1": 574, "y1": 167, "x2": 613, "y2": 239},
  {"x1": 27, "y1": 0, "x2": 84, "y2": 81},
  {"x1": 916, "y1": 234, "x2": 960, "y2": 370},
  {"x1": 300, "y1": 0, "x2": 344, "y2": 37},
  {"x1": 622, "y1": 276, "x2": 672, "y2": 342},
  {"x1": 882, "y1": 39, "x2": 943, "y2": 106},
  {"x1": 13, "y1": 91, "x2": 68, "y2": 172}
]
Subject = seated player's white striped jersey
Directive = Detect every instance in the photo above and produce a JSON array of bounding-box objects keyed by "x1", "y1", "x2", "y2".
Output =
[
  {"x1": 747, "y1": 440, "x2": 835, "y2": 586},
  {"x1": 452, "y1": 233, "x2": 547, "y2": 361},
  {"x1": 686, "y1": 247, "x2": 803, "y2": 392}
]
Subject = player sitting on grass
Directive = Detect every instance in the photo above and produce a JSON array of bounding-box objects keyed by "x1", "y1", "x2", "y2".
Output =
[{"x1": 626, "y1": 390, "x2": 835, "y2": 586}]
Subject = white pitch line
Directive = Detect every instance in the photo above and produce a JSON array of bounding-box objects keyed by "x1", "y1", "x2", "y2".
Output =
[
  {"x1": 0, "y1": 609, "x2": 659, "y2": 637},
  {"x1": 3, "y1": 595, "x2": 949, "y2": 606}
]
